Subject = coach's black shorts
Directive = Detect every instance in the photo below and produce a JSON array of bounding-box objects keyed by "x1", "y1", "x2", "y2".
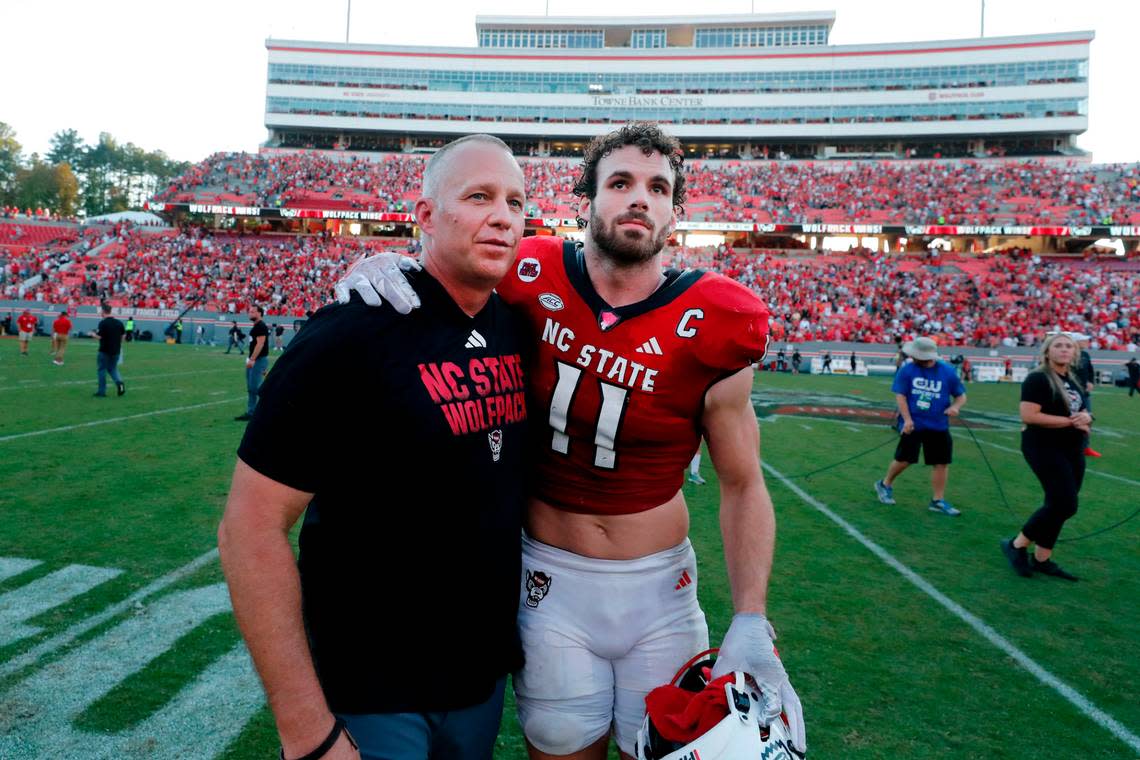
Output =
[{"x1": 894, "y1": 429, "x2": 953, "y2": 465}]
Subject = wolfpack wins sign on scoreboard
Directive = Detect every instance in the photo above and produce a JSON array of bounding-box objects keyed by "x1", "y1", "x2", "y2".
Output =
[{"x1": 145, "y1": 203, "x2": 1137, "y2": 239}]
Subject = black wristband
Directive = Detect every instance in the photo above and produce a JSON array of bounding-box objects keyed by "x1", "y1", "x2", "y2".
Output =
[{"x1": 280, "y1": 718, "x2": 353, "y2": 760}]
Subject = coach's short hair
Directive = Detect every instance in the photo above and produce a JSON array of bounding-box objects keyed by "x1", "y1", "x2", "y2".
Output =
[{"x1": 421, "y1": 134, "x2": 515, "y2": 200}]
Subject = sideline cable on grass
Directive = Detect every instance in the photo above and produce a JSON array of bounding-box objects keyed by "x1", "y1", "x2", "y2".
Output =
[
  {"x1": 778, "y1": 434, "x2": 899, "y2": 480},
  {"x1": 957, "y1": 415, "x2": 1140, "y2": 544}
]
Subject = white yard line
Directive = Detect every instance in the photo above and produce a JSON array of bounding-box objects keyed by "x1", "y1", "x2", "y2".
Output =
[
  {"x1": 2, "y1": 368, "x2": 231, "y2": 391},
  {"x1": 0, "y1": 398, "x2": 242, "y2": 443},
  {"x1": 764, "y1": 462, "x2": 1140, "y2": 755},
  {"x1": 0, "y1": 548, "x2": 220, "y2": 679}
]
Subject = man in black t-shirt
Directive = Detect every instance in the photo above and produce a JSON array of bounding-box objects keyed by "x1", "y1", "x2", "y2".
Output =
[
  {"x1": 235, "y1": 305, "x2": 270, "y2": 422},
  {"x1": 1072, "y1": 335, "x2": 1100, "y2": 456},
  {"x1": 225, "y1": 321, "x2": 242, "y2": 354},
  {"x1": 92, "y1": 304, "x2": 125, "y2": 397},
  {"x1": 219, "y1": 134, "x2": 529, "y2": 760}
]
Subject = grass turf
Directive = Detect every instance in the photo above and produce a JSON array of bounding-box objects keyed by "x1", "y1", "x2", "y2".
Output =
[{"x1": 1, "y1": 337, "x2": 1136, "y2": 758}]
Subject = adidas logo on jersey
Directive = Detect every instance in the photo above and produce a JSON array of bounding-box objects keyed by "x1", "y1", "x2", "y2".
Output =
[
  {"x1": 635, "y1": 337, "x2": 664, "y2": 355},
  {"x1": 465, "y1": 330, "x2": 487, "y2": 349},
  {"x1": 674, "y1": 570, "x2": 692, "y2": 590}
]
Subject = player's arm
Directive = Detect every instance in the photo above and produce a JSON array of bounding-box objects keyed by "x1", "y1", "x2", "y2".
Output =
[
  {"x1": 703, "y1": 366, "x2": 806, "y2": 752},
  {"x1": 702, "y1": 366, "x2": 773, "y2": 615},
  {"x1": 218, "y1": 460, "x2": 357, "y2": 760}
]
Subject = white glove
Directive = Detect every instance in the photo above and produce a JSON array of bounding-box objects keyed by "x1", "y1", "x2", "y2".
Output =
[
  {"x1": 712, "y1": 613, "x2": 805, "y2": 754},
  {"x1": 333, "y1": 253, "x2": 422, "y2": 314}
]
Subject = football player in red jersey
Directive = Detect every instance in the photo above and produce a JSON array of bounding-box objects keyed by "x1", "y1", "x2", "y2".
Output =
[{"x1": 339, "y1": 123, "x2": 804, "y2": 760}]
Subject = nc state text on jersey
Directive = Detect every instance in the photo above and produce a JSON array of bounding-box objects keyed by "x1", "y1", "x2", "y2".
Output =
[{"x1": 541, "y1": 318, "x2": 658, "y2": 392}]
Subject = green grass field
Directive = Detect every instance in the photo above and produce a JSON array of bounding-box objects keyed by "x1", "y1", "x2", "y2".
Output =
[{"x1": 1, "y1": 337, "x2": 1137, "y2": 759}]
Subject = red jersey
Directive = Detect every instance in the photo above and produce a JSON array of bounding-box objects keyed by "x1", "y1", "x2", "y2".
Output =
[
  {"x1": 53, "y1": 316, "x2": 72, "y2": 335},
  {"x1": 498, "y1": 237, "x2": 769, "y2": 515},
  {"x1": 17, "y1": 314, "x2": 37, "y2": 333}
]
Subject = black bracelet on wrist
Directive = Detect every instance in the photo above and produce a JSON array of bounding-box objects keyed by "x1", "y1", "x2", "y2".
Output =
[{"x1": 280, "y1": 718, "x2": 354, "y2": 760}]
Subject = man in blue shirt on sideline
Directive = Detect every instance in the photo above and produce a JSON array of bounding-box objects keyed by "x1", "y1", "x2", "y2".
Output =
[{"x1": 874, "y1": 336, "x2": 968, "y2": 515}]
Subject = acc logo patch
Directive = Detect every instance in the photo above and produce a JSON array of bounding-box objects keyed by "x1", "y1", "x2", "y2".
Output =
[
  {"x1": 538, "y1": 293, "x2": 564, "y2": 311},
  {"x1": 517, "y1": 257, "x2": 541, "y2": 283},
  {"x1": 525, "y1": 570, "x2": 552, "y2": 608}
]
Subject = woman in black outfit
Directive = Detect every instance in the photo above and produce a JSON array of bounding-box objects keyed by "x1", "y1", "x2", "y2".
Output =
[{"x1": 1000, "y1": 333, "x2": 1093, "y2": 581}]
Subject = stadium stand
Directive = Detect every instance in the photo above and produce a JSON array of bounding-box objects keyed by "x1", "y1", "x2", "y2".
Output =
[
  {"x1": 153, "y1": 152, "x2": 1140, "y2": 225},
  {"x1": 3, "y1": 217, "x2": 1135, "y2": 349}
]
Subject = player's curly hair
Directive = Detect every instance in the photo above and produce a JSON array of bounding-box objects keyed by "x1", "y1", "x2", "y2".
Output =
[{"x1": 572, "y1": 122, "x2": 686, "y2": 229}]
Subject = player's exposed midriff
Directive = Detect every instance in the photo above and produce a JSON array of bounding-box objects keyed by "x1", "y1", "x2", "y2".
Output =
[{"x1": 524, "y1": 491, "x2": 690, "y2": 560}]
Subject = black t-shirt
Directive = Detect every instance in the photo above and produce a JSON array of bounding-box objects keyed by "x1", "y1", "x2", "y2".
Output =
[
  {"x1": 1021, "y1": 369, "x2": 1086, "y2": 448},
  {"x1": 248, "y1": 320, "x2": 270, "y2": 360},
  {"x1": 96, "y1": 317, "x2": 125, "y2": 355},
  {"x1": 237, "y1": 271, "x2": 530, "y2": 714},
  {"x1": 1073, "y1": 350, "x2": 1094, "y2": 386}
]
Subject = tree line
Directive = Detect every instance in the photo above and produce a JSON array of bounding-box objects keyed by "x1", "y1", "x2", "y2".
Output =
[{"x1": 0, "y1": 122, "x2": 189, "y2": 218}]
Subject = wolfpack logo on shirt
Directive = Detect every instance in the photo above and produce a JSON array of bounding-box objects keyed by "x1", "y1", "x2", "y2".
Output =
[
  {"x1": 517, "y1": 257, "x2": 541, "y2": 283},
  {"x1": 488, "y1": 429, "x2": 503, "y2": 461},
  {"x1": 525, "y1": 570, "x2": 552, "y2": 608},
  {"x1": 417, "y1": 355, "x2": 528, "y2": 436}
]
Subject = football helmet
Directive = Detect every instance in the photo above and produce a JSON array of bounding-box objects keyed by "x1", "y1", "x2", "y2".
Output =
[{"x1": 634, "y1": 650, "x2": 802, "y2": 760}]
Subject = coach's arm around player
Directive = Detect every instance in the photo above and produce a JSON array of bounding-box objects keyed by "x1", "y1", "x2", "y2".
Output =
[
  {"x1": 701, "y1": 365, "x2": 807, "y2": 754},
  {"x1": 218, "y1": 463, "x2": 360, "y2": 760}
]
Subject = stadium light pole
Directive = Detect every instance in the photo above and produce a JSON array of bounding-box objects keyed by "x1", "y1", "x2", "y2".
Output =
[
  {"x1": 346, "y1": 0, "x2": 352, "y2": 43},
  {"x1": 980, "y1": 0, "x2": 985, "y2": 37}
]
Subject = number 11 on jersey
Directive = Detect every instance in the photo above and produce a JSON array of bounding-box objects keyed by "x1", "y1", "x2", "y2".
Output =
[{"x1": 548, "y1": 361, "x2": 629, "y2": 469}]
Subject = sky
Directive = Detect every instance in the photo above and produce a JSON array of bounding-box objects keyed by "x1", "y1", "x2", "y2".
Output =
[{"x1": 2, "y1": 0, "x2": 1135, "y2": 163}]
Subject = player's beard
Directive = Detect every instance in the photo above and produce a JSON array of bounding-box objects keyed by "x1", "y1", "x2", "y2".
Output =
[{"x1": 588, "y1": 207, "x2": 669, "y2": 266}]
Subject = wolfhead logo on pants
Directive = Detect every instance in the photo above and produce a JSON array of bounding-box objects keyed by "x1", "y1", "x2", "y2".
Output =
[{"x1": 525, "y1": 570, "x2": 552, "y2": 608}]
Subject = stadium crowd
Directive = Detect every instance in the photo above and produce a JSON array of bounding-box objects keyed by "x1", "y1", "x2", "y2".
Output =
[
  {"x1": 1, "y1": 224, "x2": 392, "y2": 317},
  {"x1": 153, "y1": 151, "x2": 1140, "y2": 226},
  {"x1": 670, "y1": 245, "x2": 1138, "y2": 349},
  {"x1": 4, "y1": 219, "x2": 1136, "y2": 350}
]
